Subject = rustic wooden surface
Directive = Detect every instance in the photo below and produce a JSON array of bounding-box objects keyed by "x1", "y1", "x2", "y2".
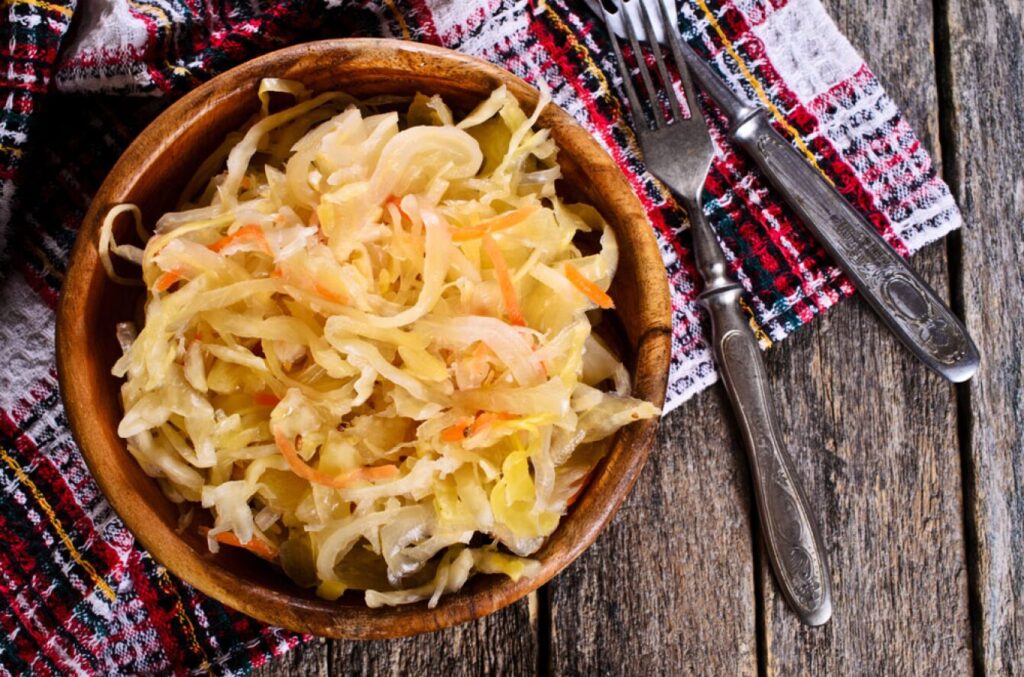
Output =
[
  {"x1": 256, "y1": 0, "x2": 1024, "y2": 672},
  {"x1": 943, "y1": 0, "x2": 1024, "y2": 673}
]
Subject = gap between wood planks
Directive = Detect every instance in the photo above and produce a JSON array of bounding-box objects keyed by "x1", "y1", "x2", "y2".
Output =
[{"x1": 933, "y1": 0, "x2": 984, "y2": 673}]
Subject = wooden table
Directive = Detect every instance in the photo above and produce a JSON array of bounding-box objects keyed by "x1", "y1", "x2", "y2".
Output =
[{"x1": 259, "y1": 0, "x2": 1023, "y2": 672}]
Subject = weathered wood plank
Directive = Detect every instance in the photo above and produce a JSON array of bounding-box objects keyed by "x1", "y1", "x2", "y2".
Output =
[
  {"x1": 942, "y1": 0, "x2": 1024, "y2": 672},
  {"x1": 548, "y1": 394, "x2": 758, "y2": 675},
  {"x1": 327, "y1": 600, "x2": 537, "y2": 675},
  {"x1": 762, "y1": 0, "x2": 971, "y2": 672},
  {"x1": 255, "y1": 600, "x2": 535, "y2": 676},
  {"x1": 763, "y1": 248, "x2": 971, "y2": 673}
]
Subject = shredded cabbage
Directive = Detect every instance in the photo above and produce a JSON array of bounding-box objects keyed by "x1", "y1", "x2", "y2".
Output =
[{"x1": 102, "y1": 80, "x2": 660, "y2": 608}]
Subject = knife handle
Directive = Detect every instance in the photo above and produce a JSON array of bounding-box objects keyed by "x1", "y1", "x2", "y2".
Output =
[
  {"x1": 697, "y1": 268, "x2": 833, "y2": 626},
  {"x1": 731, "y1": 114, "x2": 979, "y2": 382}
]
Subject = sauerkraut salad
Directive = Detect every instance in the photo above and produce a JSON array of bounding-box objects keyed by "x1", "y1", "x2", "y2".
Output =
[{"x1": 101, "y1": 79, "x2": 660, "y2": 607}]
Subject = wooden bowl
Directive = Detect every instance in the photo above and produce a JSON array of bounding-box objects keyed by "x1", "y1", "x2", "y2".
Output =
[{"x1": 56, "y1": 39, "x2": 671, "y2": 639}]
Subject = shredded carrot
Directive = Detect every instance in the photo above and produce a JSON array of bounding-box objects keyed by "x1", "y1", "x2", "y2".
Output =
[
  {"x1": 482, "y1": 234, "x2": 525, "y2": 326},
  {"x1": 274, "y1": 430, "x2": 397, "y2": 489},
  {"x1": 470, "y1": 411, "x2": 516, "y2": 436},
  {"x1": 441, "y1": 417, "x2": 475, "y2": 442},
  {"x1": 563, "y1": 263, "x2": 615, "y2": 309},
  {"x1": 200, "y1": 527, "x2": 278, "y2": 560},
  {"x1": 385, "y1": 194, "x2": 406, "y2": 217},
  {"x1": 154, "y1": 268, "x2": 184, "y2": 292},
  {"x1": 566, "y1": 470, "x2": 595, "y2": 508},
  {"x1": 209, "y1": 224, "x2": 273, "y2": 255},
  {"x1": 253, "y1": 392, "x2": 280, "y2": 407},
  {"x1": 451, "y1": 205, "x2": 539, "y2": 241},
  {"x1": 240, "y1": 176, "x2": 253, "y2": 190},
  {"x1": 313, "y1": 282, "x2": 348, "y2": 305},
  {"x1": 443, "y1": 412, "x2": 516, "y2": 442},
  {"x1": 345, "y1": 465, "x2": 400, "y2": 483},
  {"x1": 271, "y1": 266, "x2": 285, "y2": 278}
]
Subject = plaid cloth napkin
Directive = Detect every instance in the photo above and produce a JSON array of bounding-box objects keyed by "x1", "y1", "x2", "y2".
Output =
[{"x1": 0, "y1": 0, "x2": 959, "y2": 673}]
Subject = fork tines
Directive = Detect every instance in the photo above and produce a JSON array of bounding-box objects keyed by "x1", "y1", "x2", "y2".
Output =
[{"x1": 601, "y1": 0, "x2": 705, "y2": 132}]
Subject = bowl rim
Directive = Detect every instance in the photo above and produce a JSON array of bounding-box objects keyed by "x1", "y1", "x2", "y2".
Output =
[{"x1": 56, "y1": 37, "x2": 672, "y2": 639}]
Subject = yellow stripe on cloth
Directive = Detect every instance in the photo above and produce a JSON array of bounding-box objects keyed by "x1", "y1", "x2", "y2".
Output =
[
  {"x1": 0, "y1": 447, "x2": 117, "y2": 601},
  {"x1": 6, "y1": 0, "x2": 73, "y2": 17},
  {"x1": 125, "y1": 0, "x2": 194, "y2": 80},
  {"x1": 155, "y1": 566, "x2": 213, "y2": 675},
  {"x1": 693, "y1": 0, "x2": 831, "y2": 184},
  {"x1": 383, "y1": 0, "x2": 412, "y2": 40},
  {"x1": 542, "y1": 3, "x2": 648, "y2": 166}
]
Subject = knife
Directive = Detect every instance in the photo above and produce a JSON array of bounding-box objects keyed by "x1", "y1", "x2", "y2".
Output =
[{"x1": 591, "y1": 0, "x2": 980, "y2": 382}]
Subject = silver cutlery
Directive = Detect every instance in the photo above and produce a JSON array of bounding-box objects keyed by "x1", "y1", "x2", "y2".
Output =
[
  {"x1": 601, "y1": 0, "x2": 833, "y2": 626},
  {"x1": 590, "y1": 0, "x2": 979, "y2": 383}
]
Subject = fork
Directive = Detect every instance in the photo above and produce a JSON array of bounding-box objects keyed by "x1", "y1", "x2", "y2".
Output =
[{"x1": 601, "y1": 0, "x2": 833, "y2": 626}]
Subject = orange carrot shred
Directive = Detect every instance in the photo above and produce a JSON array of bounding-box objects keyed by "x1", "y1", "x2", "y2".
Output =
[
  {"x1": 200, "y1": 527, "x2": 278, "y2": 560},
  {"x1": 441, "y1": 417, "x2": 474, "y2": 442},
  {"x1": 451, "y1": 205, "x2": 539, "y2": 242},
  {"x1": 274, "y1": 430, "x2": 397, "y2": 489},
  {"x1": 563, "y1": 263, "x2": 615, "y2": 309},
  {"x1": 482, "y1": 234, "x2": 525, "y2": 326},
  {"x1": 253, "y1": 392, "x2": 280, "y2": 407},
  {"x1": 470, "y1": 412, "x2": 499, "y2": 436},
  {"x1": 385, "y1": 195, "x2": 404, "y2": 214},
  {"x1": 154, "y1": 268, "x2": 184, "y2": 292},
  {"x1": 347, "y1": 465, "x2": 401, "y2": 483},
  {"x1": 313, "y1": 282, "x2": 348, "y2": 305},
  {"x1": 470, "y1": 411, "x2": 516, "y2": 436},
  {"x1": 209, "y1": 224, "x2": 273, "y2": 255}
]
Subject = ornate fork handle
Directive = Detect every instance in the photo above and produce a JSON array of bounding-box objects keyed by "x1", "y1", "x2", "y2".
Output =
[
  {"x1": 732, "y1": 114, "x2": 979, "y2": 382},
  {"x1": 685, "y1": 196, "x2": 833, "y2": 626}
]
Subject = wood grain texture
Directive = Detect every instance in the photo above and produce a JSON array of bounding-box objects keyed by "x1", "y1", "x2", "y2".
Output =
[
  {"x1": 548, "y1": 395, "x2": 758, "y2": 675},
  {"x1": 253, "y1": 600, "x2": 536, "y2": 676},
  {"x1": 763, "y1": 248, "x2": 971, "y2": 673},
  {"x1": 942, "y1": 0, "x2": 1024, "y2": 672},
  {"x1": 328, "y1": 599, "x2": 536, "y2": 675},
  {"x1": 760, "y1": 0, "x2": 971, "y2": 672}
]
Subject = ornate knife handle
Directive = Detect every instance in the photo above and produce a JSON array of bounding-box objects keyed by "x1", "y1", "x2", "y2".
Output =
[
  {"x1": 732, "y1": 114, "x2": 980, "y2": 383},
  {"x1": 699, "y1": 279, "x2": 834, "y2": 626}
]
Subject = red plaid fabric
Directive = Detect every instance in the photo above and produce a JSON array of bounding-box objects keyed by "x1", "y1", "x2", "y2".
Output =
[{"x1": 0, "y1": 0, "x2": 959, "y2": 673}]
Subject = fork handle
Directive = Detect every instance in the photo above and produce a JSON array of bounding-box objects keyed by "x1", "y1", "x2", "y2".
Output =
[
  {"x1": 731, "y1": 113, "x2": 980, "y2": 382},
  {"x1": 686, "y1": 198, "x2": 833, "y2": 626}
]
